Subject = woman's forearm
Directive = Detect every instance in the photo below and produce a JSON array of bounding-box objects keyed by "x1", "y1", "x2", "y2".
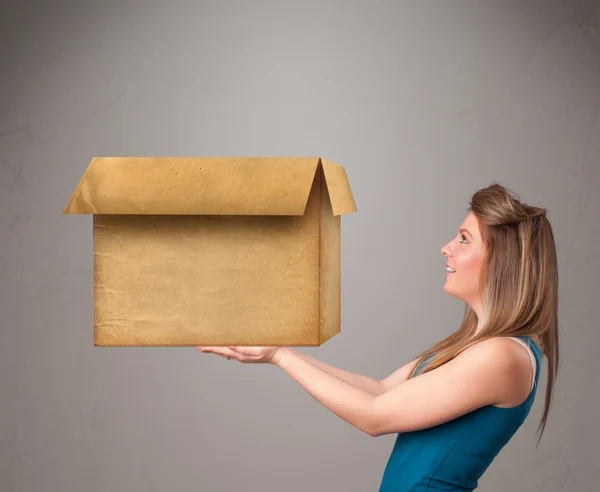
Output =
[{"x1": 288, "y1": 348, "x2": 384, "y2": 396}]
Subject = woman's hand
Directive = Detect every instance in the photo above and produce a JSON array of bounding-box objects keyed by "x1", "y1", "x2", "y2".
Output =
[{"x1": 197, "y1": 345, "x2": 286, "y2": 366}]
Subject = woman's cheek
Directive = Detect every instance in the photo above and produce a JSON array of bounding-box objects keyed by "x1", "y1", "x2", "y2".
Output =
[{"x1": 462, "y1": 253, "x2": 483, "y2": 276}]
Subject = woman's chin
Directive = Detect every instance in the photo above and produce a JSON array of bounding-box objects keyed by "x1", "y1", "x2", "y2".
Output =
[{"x1": 443, "y1": 283, "x2": 456, "y2": 296}]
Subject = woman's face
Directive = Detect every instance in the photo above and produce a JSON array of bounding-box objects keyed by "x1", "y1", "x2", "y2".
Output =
[{"x1": 440, "y1": 212, "x2": 486, "y2": 307}]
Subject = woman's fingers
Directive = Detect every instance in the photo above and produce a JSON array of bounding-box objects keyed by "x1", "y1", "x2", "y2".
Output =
[
  {"x1": 197, "y1": 346, "x2": 231, "y2": 358},
  {"x1": 197, "y1": 345, "x2": 266, "y2": 363},
  {"x1": 221, "y1": 347, "x2": 240, "y2": 359},
  {"x1": 197, "y1": 346, "x2": 249, "y2": 361},
  {"x1": 231, "y1": 346, "x2": 261, "y2": 356}
]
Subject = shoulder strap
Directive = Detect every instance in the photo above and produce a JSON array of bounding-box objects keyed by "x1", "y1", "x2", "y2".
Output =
[{"x1": 508, "y1": 337, "x2": 537, "y2": 391}]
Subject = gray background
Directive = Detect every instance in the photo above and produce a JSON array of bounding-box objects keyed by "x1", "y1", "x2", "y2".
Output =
[{"x1": 1, "y1": 0, "x2": 599, "y2": 491}]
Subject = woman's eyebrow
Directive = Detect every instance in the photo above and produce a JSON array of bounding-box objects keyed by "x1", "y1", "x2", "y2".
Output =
[{"x1": 459, "y1": 228, "x2": 473, "y2": 238}]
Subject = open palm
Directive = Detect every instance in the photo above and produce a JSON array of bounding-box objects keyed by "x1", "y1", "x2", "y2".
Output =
[{"x1": 197, "y1": 345, "x2": 284, "y2": 365}]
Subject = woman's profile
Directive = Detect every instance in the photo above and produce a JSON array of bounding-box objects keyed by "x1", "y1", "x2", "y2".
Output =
[{"x1": 198, "y1": 182, "x2": 559, "y2": 492}]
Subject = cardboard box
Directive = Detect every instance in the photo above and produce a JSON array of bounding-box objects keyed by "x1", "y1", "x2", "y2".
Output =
[{"x1": 63, "y1": 157, "x2": 357, "y2": 346}]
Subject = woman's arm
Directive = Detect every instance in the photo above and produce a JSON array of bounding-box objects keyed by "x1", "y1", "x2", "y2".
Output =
[
  {"x1": 274, "y1": 338, "x2": 526, "y2": 437},
  {"x1": 289, "y1": 348, "x2": 384, "y2": 395}
]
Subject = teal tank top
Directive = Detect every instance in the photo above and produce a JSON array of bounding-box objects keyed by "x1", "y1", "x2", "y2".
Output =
[{"x1": 378, "y1": 336, "x2": 542, "y2": 491}]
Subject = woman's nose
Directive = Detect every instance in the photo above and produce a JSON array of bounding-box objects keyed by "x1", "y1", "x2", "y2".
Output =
[{"x1": 441, "y1": 243, "x2": 452, "y2": 257}]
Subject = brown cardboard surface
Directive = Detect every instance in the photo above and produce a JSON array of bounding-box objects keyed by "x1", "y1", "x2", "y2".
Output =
[
  {"x1": 63, "y1": 157, "x2": 356, "y2": 216},
  {"x1": 64, "y1": 157, "x2": 356, "y2": 346}
]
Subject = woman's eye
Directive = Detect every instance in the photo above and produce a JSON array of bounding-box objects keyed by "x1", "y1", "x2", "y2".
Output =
[{"x1": 459, "y1": 234, "x2": 468, "y2": 243}]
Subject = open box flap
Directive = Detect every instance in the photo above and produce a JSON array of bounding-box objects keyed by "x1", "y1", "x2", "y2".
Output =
[{"x1": 63, "y1": 157, "x2": 357, "y2": 216}]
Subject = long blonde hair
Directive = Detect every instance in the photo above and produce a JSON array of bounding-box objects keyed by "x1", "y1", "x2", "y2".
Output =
[{"x1": 409, "y1": 183, "x2": 559, "y2": 446}]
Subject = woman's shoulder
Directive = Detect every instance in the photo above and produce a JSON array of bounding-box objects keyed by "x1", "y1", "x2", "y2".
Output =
[
  {"x1": 459, "y1": 336, "x2": 536, "y2": 406},
  {"x1": 458, "y1": 337, "x2": 536, "y2": 384},
  {"x1": 468, "y1": 334, "x2": 540, "y2": 351}
]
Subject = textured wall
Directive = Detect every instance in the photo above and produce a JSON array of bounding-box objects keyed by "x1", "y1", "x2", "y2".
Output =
[{"x1": 1, "y1": 1, "x2": 599, "y2": 491}]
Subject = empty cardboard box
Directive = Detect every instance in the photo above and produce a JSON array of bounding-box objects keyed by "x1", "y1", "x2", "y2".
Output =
[{"x1": 63, "y1": 157, "x2": 357, "y2": 347}]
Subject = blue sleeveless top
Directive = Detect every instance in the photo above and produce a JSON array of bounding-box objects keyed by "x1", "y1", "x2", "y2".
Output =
[{"x1": 378, "y1": 336, "x2": 542, "y2": 492}]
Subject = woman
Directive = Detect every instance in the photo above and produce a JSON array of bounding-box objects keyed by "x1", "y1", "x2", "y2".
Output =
[{"x1": 198, "y1": 183, "x2": 559, "y2": 492}]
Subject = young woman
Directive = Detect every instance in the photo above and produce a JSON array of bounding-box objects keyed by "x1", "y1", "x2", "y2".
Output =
[{"x1": 198, "y1": 183, "x2": 559, "y2": 491}]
